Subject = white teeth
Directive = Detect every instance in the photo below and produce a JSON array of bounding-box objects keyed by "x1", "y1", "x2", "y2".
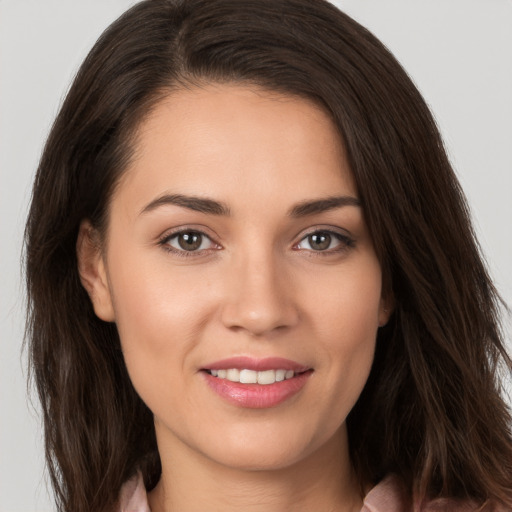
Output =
[
  {"x1": 239, "y1": 369, "x2": 258, "y2": 384},
  {"x1": 257, "y1": 370, "x2": 275, "y2": 385},
  {"x1": 209, "y1": 368, "x2": 296, "y2": 384},
  {"x1": 226, "y1": 368, "x2": 240, "y2": 382}
]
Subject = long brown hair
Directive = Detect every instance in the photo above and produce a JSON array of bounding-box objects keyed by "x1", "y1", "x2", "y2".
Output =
[{"x1": 25, "y1": 1, "x2": 512, "y2": 511}]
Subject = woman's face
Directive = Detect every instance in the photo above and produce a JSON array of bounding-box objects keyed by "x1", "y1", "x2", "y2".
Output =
[{"x1": 82, "y1": 84, "x2": 390, "y2": 471}]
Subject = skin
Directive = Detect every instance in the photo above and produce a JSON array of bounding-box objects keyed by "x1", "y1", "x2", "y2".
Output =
[{"x1": 78, "y1": 84, "x2": 391, "y2": 511}]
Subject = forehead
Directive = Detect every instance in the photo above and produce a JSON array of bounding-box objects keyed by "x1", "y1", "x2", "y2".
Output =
[{"x1": 114, "y1": 84, "x2": 357, "y2": 214}]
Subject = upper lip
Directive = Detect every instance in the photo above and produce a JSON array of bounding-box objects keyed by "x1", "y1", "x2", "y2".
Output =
[{"x1": 202, "y1": 356, "x2": 311, "y2": 372}]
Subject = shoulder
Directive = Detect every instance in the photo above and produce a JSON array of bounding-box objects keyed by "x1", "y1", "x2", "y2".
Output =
[
  {"x1": 117, "y1": 471, "x2": 150, "y2": 512},
  {"x1": 362, "y1": 476, "x2": 511, "y2": 512}
]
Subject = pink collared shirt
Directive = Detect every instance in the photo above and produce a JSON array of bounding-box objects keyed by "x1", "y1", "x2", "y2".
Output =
[{"x1": 117, "y1": 472, "x2": 508, "y2": 512}]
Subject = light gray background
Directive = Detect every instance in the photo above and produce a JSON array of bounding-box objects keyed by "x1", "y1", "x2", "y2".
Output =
[{"x1": 1, "y1": 1, "x2": 511, "y2": 511}]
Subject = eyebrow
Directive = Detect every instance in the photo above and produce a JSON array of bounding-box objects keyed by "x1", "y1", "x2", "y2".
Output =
[
  {"x1": 139, "y1": 193, "x2": 360, "y2": 217},
  {"x1": 288, "y1": 195, "x2": 361, "y2": 217},
  {"x1": 140, "y1": 194, "x2": 231, "y2": 216}
]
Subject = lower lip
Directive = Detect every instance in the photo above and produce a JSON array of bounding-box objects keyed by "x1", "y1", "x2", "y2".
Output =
[{"x1": 203, "y1": 371, "x2": 312, "y2": 409}]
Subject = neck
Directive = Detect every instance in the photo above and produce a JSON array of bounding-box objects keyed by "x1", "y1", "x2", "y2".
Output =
[{"x1": 148, "y1": 425, "x2": 363, "y2": 512}]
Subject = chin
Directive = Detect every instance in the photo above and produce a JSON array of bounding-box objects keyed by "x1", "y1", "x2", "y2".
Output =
[
  {"x1": 198, "y1": 423, "x2": 343, "y2": 473},
  {"x1": 209, "y1": 447, "x2": 308, "y2": 473}
]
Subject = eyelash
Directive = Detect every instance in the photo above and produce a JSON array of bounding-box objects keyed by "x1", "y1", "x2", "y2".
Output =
[{"x1": 158, "y1": 227, "x2": 355, "y2": 258}]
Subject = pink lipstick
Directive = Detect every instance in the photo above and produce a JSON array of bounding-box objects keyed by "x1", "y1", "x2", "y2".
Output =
[{"x1": 201, "y1": 357, "x2": 312, "y2": 409}]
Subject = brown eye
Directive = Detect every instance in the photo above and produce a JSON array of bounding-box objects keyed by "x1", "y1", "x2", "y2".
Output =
[
  {"x1": 308, "y1": 232, "x2": 332, "y2": 251},
  {"x1": 164, "y1": 230, "x2": 216, "y2": 253},
  {"x1": 295, "y1": 229, "x2": 354, "y2": 254},
  {"x1": 177, "y1": 232, "x2": 203, "y2": 251}
]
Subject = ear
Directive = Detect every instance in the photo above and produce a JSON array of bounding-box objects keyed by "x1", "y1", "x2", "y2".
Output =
[
  {"x1": 378, "y1": 293, "x2": 394, "y2": 327},
  {"x1": 76, "y1": 220, "x2": 115, "y2": 322}
]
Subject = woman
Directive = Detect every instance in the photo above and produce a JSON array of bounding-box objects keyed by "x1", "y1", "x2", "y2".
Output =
[{"x1": 25, "y1": 0, "x2": 512, "y2": 511}]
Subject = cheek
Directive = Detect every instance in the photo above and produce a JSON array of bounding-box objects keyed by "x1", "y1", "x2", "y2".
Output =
[
  {"x1": 310, "y1": 257, "x2": 383, "y2": 339},
  {"x1": 308, "y1": 259, "x2": 382, "y2": 402},
  {"x1": 110, "y1": 251, "x2": 209, "y2": 338},
  {"x1": 108, "y1": 261, "x2": 214, "y2": 417},
  {"x1": 105, "y1": 248, "x2": 220, "y2": 396}
]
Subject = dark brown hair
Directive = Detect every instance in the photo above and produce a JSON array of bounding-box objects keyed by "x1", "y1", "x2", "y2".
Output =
[{"x1": 25, "y1": 1, "x2": 512, "y2": 511}]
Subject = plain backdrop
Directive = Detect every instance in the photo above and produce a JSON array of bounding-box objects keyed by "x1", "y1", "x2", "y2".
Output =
[{"x1": 1, "y1": 1, "x2": 511, "y2": 511}]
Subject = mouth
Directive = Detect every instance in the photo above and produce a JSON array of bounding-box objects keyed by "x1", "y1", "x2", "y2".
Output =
[{"x1": 201, "y1": 357, "x2": 313, "y2": 408}]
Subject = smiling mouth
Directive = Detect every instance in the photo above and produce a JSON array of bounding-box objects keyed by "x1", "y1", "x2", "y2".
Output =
[
  {"x1": 202, "y1": 361, "x2": 313, "y2": 408},
  {"x1": 206, "y1": 368, "x2": 300, "y2": 385}
]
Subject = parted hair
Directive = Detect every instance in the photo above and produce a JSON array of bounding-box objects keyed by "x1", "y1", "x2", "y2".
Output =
[{"x1": 25, "y1": 1, "x2": 512, "y2": 511}]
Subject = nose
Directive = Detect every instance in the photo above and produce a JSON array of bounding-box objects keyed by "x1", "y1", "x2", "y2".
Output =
[{"x1": 220, "y1": 251, "x2": 300, "y2": 337}]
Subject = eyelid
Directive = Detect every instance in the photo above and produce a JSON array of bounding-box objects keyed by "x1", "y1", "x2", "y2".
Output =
[{"x1": 294, "y1": 225, "x2": 354, "y2": 241}]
